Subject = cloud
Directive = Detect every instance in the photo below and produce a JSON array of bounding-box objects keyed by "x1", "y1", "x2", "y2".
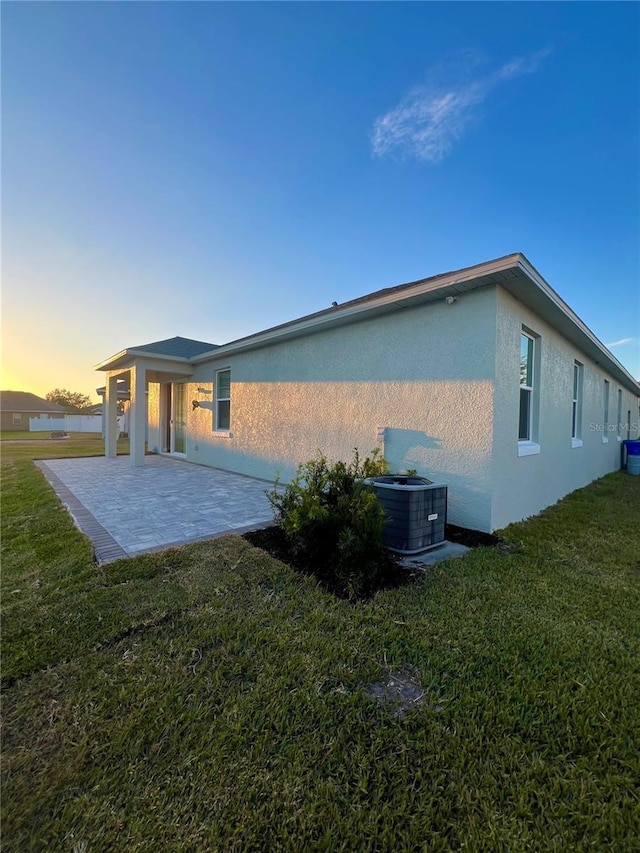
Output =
[
  {"x1": 372, "y1": 48, "x2": 552, "y2": 163},
  {"x1": 605, "y1": 337, "x2": 640, "y2": 348}
]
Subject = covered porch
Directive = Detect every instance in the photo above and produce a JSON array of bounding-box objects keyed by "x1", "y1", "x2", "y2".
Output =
[
  {"x1": 102, "y1": 360, "x2": 193, "y2": 467},
  {"x1": 95, "y1": 336, "x2": 218, "y2": 468}
]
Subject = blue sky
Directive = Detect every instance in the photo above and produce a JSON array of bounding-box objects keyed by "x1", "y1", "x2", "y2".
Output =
[{"x1": 2, "y1": 1, "x2": 639, "y2": 399}]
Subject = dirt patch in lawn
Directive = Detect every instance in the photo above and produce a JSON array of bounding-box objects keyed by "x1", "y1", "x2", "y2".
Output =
[{"x1": 364, "y1": 668, "x2": 434, "y2": 717}]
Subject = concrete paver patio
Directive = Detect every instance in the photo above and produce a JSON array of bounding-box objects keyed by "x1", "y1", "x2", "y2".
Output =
[{"x1": 37, "y1": 455, "x2": 276, "y2": 562}]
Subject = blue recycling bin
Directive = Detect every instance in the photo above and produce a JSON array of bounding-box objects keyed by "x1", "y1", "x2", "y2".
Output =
[{"x1": 622, "y1": 440, "x2": 640, "y2": 475}]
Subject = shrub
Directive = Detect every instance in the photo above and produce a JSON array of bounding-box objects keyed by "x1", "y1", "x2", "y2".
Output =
[{"x1": 268, "y1": 449, "x2": 395, "y2": 599}]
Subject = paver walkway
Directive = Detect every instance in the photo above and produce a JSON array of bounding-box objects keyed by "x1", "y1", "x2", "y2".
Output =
[{"x1": 37, "y1": 455, "x2": 276, "y2": 563}]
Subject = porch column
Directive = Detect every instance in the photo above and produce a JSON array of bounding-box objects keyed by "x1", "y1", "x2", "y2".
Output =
[
  {"x1": 104, "y1": 374, "x2": 118, "y2": 458},
  {"x1": 130, "y1": 364, "x2": 147, "y2": 467}
]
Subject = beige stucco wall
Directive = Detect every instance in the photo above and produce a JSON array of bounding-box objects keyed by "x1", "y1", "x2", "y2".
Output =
[
  {"x1": 491, "y1": 288, "x2": 639, "y2": 531},
  {"x1": 158, "y1": 287, "x2": 499, "y2": 531},
  {"x1": 143, "y1": 283, "x2": 638, "y2": 534},
  {"x1": 147, "y1": 384, "x2": 162, "y2": 451}
]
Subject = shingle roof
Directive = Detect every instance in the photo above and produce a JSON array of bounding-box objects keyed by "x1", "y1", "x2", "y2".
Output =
[
  {"x1": 95, "y1": 256, "x2": 638, "y2": 395},
  {"x1": 130, "y1": 336, "x2": 218, "y2": 359},
  {"x1": 0, "y1": 391, "x2": 67, "y2": 413}
]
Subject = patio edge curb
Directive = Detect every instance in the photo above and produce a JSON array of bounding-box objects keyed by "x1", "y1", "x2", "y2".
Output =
[{"x1": 35, "y1": 461, "x2": 129, "y2": 564}]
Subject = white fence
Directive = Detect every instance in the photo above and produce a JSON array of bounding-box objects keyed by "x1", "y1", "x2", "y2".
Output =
[{"x1": 29, "y1": 415, "x2": 125, "y2": 433}]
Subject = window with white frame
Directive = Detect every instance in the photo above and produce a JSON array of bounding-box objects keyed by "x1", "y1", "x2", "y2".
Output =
[
  {"x1": 603, "y1": 380, "x2": 610, "y2": 443},
  {"x1": 519, "y1": 332, "x2": 535, "y2": 442},
  {"x1": 12, "y1": 413, "x2": 21, "y2": 425},
  {"x1": 616, "y1": 389, "x2": 622, "y2": 440},
  {"x1": 215, "y1": 369, "x2": 231, "y2": 431},
  {"x1": 571, "y1": 361, "x2": 583, "y2": 443}
]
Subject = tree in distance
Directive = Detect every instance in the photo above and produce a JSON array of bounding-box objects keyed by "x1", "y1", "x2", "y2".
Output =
[{"x1": 46, "y1": 388, "x2": 93, "y2": 412}]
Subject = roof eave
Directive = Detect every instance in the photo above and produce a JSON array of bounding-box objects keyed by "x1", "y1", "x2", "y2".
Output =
[
  {"x1": 94, "y1": 253, "x2": 638, "y2": 397},
  {"x1": 191, "y1": 253, "x2": 525, "y2": 363},
  {"x1": 512, "y1": 256, "x2": 639, "y2": 395},
  {"x1": 190, "y1": 252, "x2": 638, "y2": 395},
  {"x1": 94, "y1": 349, "x2": 193, "y2": 372}
]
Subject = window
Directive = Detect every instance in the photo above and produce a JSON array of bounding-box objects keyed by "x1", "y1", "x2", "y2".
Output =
[
  {"x1": 12, "y1": 413, "x2": 21, "y2": 425},
  {"x1": 616, "y1": 389, "x2": 622, "y2": 441},
  {"x1": 518, "y1": 330, "x2": 540, "y2": 456},
  {"x1": 602, "y1": 380, "x2": 610, "y2": 443},
  {"x1": 519, "y1": 333, "x2": 534, "y2": 441},
  {"x1": 215, "y1": 369, "x2": 231, "y2": 431},
  {"x1": 571, "y1": 361, "x2": 583, "y2": 446}
]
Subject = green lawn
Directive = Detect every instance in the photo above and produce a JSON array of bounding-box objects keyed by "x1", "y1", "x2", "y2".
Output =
[
  {"x1": 0, "y1": 430, "x2": 58, "y2": 441},
  {"x1": 0, "y1": 431, "x2": 130, "y2": 456},
  {"x1": 2, "y1": 438, "x2": 639, "y2": 851}
]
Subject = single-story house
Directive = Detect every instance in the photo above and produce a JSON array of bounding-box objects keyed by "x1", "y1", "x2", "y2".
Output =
[
  {"x1": 95, "y1": 378, "x2": 131, "y2": 436},
  {"x1": 82, "y1": 403, "x2": 104, "y2": 416},
  {"x1": 0, "y1": 391, "x2": 66, "y2": 431},
  {"x1": 96, "y1": 253, "x2": 640, "y2": 533}
]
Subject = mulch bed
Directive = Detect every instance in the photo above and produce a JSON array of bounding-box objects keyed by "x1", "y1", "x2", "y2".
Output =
[
  {"x1": 243, "y1": 523, "x2": 512, "y2": 600},
  {"x1": 243, "y1": 526, "x2": 419, "y2": 601},
  {"x1": 445, "y1": 524, "x2": 503, "y2": 549}
]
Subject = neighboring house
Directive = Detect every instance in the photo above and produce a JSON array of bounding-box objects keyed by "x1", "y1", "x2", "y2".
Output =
[
  {"x1": 83, "y1": 403, "x2": 104, "y2": 416},
  {"x1": 95, "y1": 378, "x2": 130, "y2": 436},
  {"x1": 96, "y1": 253, "x2": 640, "y2": 533},
  {"x1": 0, "y1": 391, "x2": 66, "y2": 431},
  {"x1": 95, "y1": 378, "x2": 130, "y2": 414}
]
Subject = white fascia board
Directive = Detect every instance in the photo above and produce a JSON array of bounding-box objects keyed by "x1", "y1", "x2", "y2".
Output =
[
  {"x1": 514, "y1": 256, "x2": 639, "y2": 396},
  {"x1": 94, "y1": 348, "x2": 130, "y2": 371},
  {"x1": 192, "y1": 253, "x2": 638, "y2": 396},
  {"x1": 94, "y1": 349, "x2": 192, "y2": 372},
  {"x1": 95, "y1": 253, "x2": 638, "y2": 398},
  {"x1": 191, "y1": 254, "x2": 523, "y2": 364}
]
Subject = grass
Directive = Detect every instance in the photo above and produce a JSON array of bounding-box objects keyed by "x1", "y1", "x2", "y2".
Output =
[
  {"x1": 0, "y1": 430, "x2": 55, "y2": 440},
  {"x1": 2, "y1": 437, "x2": 639, "y2": 851},
  {"x1": 0, "y1": 431, "x2": 130, "y2": 456}
]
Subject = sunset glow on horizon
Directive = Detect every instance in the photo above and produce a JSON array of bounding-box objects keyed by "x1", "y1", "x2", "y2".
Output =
[{"x1": 2, "y1": 2, "x2": 638, "y2": 404}]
